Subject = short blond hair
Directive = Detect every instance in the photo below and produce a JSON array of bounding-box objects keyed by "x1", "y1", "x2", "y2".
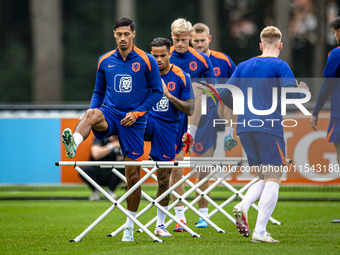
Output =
[
  {"x1": 260, "y1": 26, "x2": 282, "y2": 46},
  {"x1": 171, "y1": 18, "x2": 192, "y2": 36},
  {"x1": 192, "y1": 23, "x2": 210, "y2": 35}
]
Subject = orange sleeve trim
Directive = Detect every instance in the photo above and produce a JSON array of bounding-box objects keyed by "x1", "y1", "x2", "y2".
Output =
[
  {"x1": 133, "y1": 45, "x2": 151, "y2": 71},
  {"x1": 98, "y1": 49, "x2": 116, "y2": 70},
  {"x1": 326, "y1": 122, "x2": 335, "y2": 142},
  {"x1": 328, "y1": 46, "x2": 340, "y2": 57},
  {"x1": 172, "y1": 65, "x2": 187, "y2": 87},
  {"x1": 188, "y1": 46, "x2": 209, "y2": 69},
  {"x1": 276, "y1": 140, "x2": 287, "y2": 165},
  {"x1": 132, "y1": 111, "x2": 146, "y2": 119},
  {"x1": 210, "y1": 50, "x2": 232, "y2": 68}
]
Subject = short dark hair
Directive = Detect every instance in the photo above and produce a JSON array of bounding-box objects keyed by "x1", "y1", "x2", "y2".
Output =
[
  {"x1": 114, "y1": 17, "x2": 135, "y2": 31},
  {"x1": 150, "y1": 37, "x2": 171, "y2": 51},
  {"x1": 330, "y1": 17, "x2": 340, "y2": 30}
]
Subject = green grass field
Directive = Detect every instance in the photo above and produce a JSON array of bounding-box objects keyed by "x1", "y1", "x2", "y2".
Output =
[{"x1": 0, "y1": 186, "x2": 340, "y2": 254}]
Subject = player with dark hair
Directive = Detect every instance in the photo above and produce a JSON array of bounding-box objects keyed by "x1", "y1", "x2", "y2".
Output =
[
  {"x1": 221, "y1": 26, "x2": 309, "y2": 242},
  {"x1": 169, "y1": 18, "x2": 217, "y2": 232},
  {"x1": 61, "y1": 17, "x2": 163, "y2": 242},
  {"x1": 310, "y1": 16, "x2": 340, "y2": 223},
  {"x1": 146, "y1": 37, "x2": 194, "y2": 237}
]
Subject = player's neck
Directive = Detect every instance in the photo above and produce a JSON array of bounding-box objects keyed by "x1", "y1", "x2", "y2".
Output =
[
  {"x1": 118, "y1": 45, "x2": 133, "y2": 60},
  {"x1": 204, "y1": 49, "x2": 211, "y2": 57},
  {"x1": 160, "y1": 64, "x2": 172, "y2": 75},
  {"x1": 261, "y1": 49, "x2": 279, "y2": 58}
]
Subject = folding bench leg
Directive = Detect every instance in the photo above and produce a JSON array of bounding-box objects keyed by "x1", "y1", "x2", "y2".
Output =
[
  {"x1": 163, "y1": 169, "x2": 226, "y2": 233},
  {"x1": 109, "y1": 168, "x2": 201, "y2": 238},
  {"x1": 71, "y1": 165, "x2": 163, "y2": 242}
]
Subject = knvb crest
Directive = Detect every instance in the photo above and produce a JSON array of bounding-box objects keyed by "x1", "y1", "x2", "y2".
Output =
[
  {"x1": 153, "y1": 96, "x2": 169, "y2": 112},
  {"x1": 189, "y1": 61, "x2": 197, "y2": 71},
  {"x1": 132, "y1": 62, "x2": 140, "y2": 72},
  {"x1": 167, "y1": 81, "x2": 176, "y2": 91},
  {"x1": 214, "y1": 67, "x2": 220, "y2": 77},
  {"x1": 114, "y1": 74, "x2": 132, "y2": 93}
]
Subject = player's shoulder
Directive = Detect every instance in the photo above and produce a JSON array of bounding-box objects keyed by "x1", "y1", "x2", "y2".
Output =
[
  {"x1": 132, "y1": 45, "x2": 157, "y2": 71},
  {"x1": 97, "y1": 49, "x2": 117, "y2": 69},
  {"x1": 188, "y1": 46, "x2": 210, "y2": 63},
  {"x1": 328, "y1": 46, "x2": 340, "y2": 58},
  {"x1": 171, "y1": 64, "x2": 190, "y2": 85},
  {"x1": 210, "y1": 50, "x2": 230, "y2": 61}
]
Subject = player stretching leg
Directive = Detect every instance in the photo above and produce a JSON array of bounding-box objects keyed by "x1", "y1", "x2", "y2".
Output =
[
  {"x1": 146, "y1": 37, "x2": 194, "y2": 236},
  {"x1": 221, "y1": 26, "x2": 309, "y2": 242},
  {"x1": 61, "y1": 18, "x2": 163, "y2": 242},
  {"x1": 310, "y1": 16, "x2": 340, "y2": 224}
]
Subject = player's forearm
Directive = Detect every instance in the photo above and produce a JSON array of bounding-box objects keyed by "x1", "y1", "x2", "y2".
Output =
[
  {"x1": 167, "y1": 94, "x2": 193, "y2": 116},
  {"x1": 133, "y1": 89, "x2": 163, "y2": 116},
  {"x1": 312, "y1": 78, "x2": 336, "y2": 116}
]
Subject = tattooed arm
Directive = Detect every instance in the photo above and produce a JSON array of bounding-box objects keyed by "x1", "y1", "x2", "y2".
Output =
[{"x1": 163, "y1": 81, "x2": 195, "y2": 116}]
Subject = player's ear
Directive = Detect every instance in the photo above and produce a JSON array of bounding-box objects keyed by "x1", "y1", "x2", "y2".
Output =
[
  {"x1": 259, "y1": 43, "x2": 263, "y2": 51},
  {"x1": 208, "y1": 35, "x2": 212, "y2": 43},
  {"x1": 132, "y1": 30, "x2": 136, "y2": 38},
  {"x1": 279, "y1": 42, "x2": 283, "y2": 50}
]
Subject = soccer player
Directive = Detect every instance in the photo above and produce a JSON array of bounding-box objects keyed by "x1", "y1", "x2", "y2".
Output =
[
  {"x1": 190, "y1": 22, "x2": 238, "y2": 228},
  {"x1": 310, "y1": 16, "x2": 340, "y2": 224},
  {"x1": 169, "y1": 18, "x2": 217, "y2": 231},
  {"x1": 61, "y1": 18, "x2": 163, "y2": 242},
  {"x1": 146, "y1": 37, "x2": 194, "y2": 237},
  {"x1": 220, "y1": 26, "x2": 309, "y2": 242}
]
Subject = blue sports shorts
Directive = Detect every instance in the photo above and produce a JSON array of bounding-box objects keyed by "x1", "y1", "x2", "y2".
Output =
[
  {"x1": 326, "y1": 118, "x2": 340, "y2": 143},
  {"x1": 238, "y1": 131, "x2": 286, "y2": 166},
  {"x1": 144, "y1": 114, "x2": 178, "y2": 161},
  {"x1": 92, "y1": 106, "x2": 146, "y2": 161}
]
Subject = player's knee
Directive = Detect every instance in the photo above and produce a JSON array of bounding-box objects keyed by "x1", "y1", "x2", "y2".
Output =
[
  {"x1": 171, "y1": 168, "x2": 183, "y2": 179},
  {"x1": 126, "y1": 171, "x2": 139, "y2": 186},
  {"x1": 85, "y1": 109, "x2": 103, "y2": 123}
]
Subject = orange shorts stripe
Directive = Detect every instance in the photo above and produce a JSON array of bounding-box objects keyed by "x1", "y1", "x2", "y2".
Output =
[{"x1": 276, "y1": 140, "x2": 286, "y2": 165}]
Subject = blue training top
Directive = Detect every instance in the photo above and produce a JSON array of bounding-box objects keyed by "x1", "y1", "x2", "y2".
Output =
[
  {"x1": 313, "y1": 46, "x2": 340, "y2": 118},
  {"x1": 225, "y1": 56, "x2": 299, "y2": 138},
  {"x1": 149, "y1": 64, "x2": 192, "y2": 123},
  {"x1": 90, "y1": 45, "x2": 163, "y2": 119}
]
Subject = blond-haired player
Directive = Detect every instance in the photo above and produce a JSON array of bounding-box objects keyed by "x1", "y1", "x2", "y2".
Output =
[
  {"x1": 169, "y1": 18, "x2": 217, "y2": 231},
  {"x1": 221, "y1": 26, "x2": 309, "y2": 242}
]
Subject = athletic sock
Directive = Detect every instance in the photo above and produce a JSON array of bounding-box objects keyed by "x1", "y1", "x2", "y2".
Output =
[
  {"x1": 225, "y1": 126, "x2": 234, "y2": 137},
  {"x1": 174, "y1": 206, "x2": 186, "y2": 223},
  {"x1": 156, "y1": 206, "x2": 168, "y2": 226},
  {"x1": 199, "y1": 208, "x2": 209, "y2": 221},
  {"x1": 73, "y1": 132, "x2": 83, "y2": 147},
  {"x1": 187, "y1": 124, "x2": 197, "y2": 140},
  {"x1": 242, "y1": 179, "x2": 265, "y2": 213},
  {"x1": 254, "y1": 181, "x2": 280, "y2": 237},
  {"x1": 125, "y1": 210, "x2": 137, "y2": 229}
]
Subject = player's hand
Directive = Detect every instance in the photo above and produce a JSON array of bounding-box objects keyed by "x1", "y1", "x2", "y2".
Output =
[
  {"x1": 121, "y1": 112, "x2": 136, "y2": 126},
  {"x1": 298, "y1": 81, "x2": 309, "y2": 90},
  {"x1": 182, "y1": 132, "x2": 194, "y2": 155},
  {"x1": 310, "y1": 115, "x2": 318, "y2": 131},
  {"x1": 162, "y1": 79, "x2": 171, "y2": 98}
]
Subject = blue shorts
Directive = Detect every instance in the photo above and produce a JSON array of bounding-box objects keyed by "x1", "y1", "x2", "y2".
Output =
[
  {"x1": 175, "y1": 113, "x2": 188, "y2": 154},
  {"x1": 327, "y1": 118, "x2": 340, "y2": 143},
  {"x1": 193, "y1": 105, "x2": 219, "y2": 155},
  {"x1": 239, "y1": 131, "x2": 286, "y2": 166},
  {"x1": 144, "y1": 115, "x2": 178, "y2": 161},
  {"x1": 92, "y1": 106, "x2": 146, "y2": 161}
]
